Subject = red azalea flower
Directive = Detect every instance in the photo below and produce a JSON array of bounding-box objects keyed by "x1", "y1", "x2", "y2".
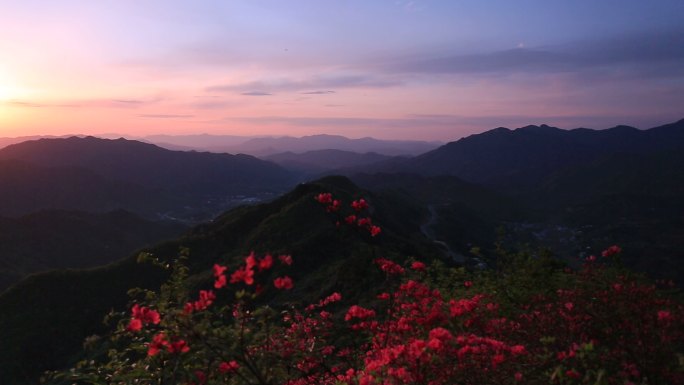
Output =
[
  {"x1": 278, "y1": 254, "x2": 293, "y2": 265},
  {"x1": 167, "y1": 339, "x2": 190, "y2": 354},
  {"x1": 566, "y1": 369, "x2": 581, "y2": 379},
  {"x1": 148, "y1": 333, "x2": 169, "y2": 357},
  {"x1": 510, "y1": 345, "x2": 526, "y2": 355},
  {"x1": 194, "y1": 371, "x2": 206, "y2": 385},
  {"x1": 245, "y1": 253, "x2": 257, "y2": 269},
  {"x1": 126, "y1": 318, "x2": 143, "y2": 332},
  {"x1": 658, "y1": 310, "x2": 673, "y2": 323},
  {"x1": 344, "y1": 305, "x2": 376, "y2": 321},
  {"x1": 193, "y1": 290, "x2": 216, "y2": 311},
  {"x1": 258, "y1": 254, "x2": 273, "y2": 271},
  {"x1": 375, "y1": 258, "x2": 405, "y2": 275},
  {"x1": 322, "y1": 292, "x2": 341, "y2": 304},
  {"x1": 315, "y1": 192, "x2": 333, "y2": 204},
  {"x1": 351, "y1": 198, "x2": 369, "y2": 212},
  {"x1": 213, "y1": 263, "x2": 227, "y2": 277},
  {"x1": 183, "y1": 302, "x2": 194, "y2": 315},
  {"x1": 230, "y1": 266, "x2": 255, "y2": 285},
  {"x1": 274, "y1": 276, "x2": 294, "y2": 290},
  {"x1": 214, "y1": 274, "x2": 227, "y2": 289},
  {"x1": 411, "y1": 261, "x2": 426, "y2": 271},
  {"x1": 219, "y1": 360, "x2": 240, "y2": 374},
  {"x1": 602, "y1": 245, "x2": 622, "y2": 257},
  {"x1": 130, "y1": 304, "x2": 160, "y2": 327},
  {"x1": 327, "y1": 200, "x2": 341, "y2": 212}
]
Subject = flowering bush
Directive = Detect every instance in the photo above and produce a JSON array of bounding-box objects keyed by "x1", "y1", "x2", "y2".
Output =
[{"x1": 50, "y1": 193, "x2": 684, "y2": 385}]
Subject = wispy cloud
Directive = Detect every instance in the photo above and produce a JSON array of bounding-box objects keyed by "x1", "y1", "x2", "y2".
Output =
[
  {"x1": 3, "y1": 98, "x2": 162, "y2": 109},
  {"x1": 208, "y1": 74, "x2": 402, "y2": 94},
  {"x1": 221, "y1": 115, "x2": 453, "y2": 128},
  {"x1": 2, "y1": 100, "x2": 79, "y2": 108},
  {"x1": 241, "y1": 91, "x2": 273, "y2": 96},
  {"x1": 396, "y1": 0, "x2": 425, "y2": 12},
  {"x1": 112, "y1": 99, "x2": 146, "y2": 105},
  {"x1": 383, "y1": 28, "x2": 684, "y2": 80},
  {"x1": 301, "y1": 90, "x2": 335, "y2": 95},
  {"x1": 138, "y1": 114, "x2": 194, "y2": 119},
  {"x1": 221, "y1": 113, "x2": 675, "y2": 137}
]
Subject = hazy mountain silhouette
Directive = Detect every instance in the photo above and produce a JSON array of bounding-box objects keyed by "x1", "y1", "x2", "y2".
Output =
[
  {"x1": 395, "y1": 119, "x2": 684, "y2": 191},
  {"x1": 0, "y1": 137, "x2": 297, "y2": 221},
  {"x1": 139, "y1": 133, "x2": 441, "y2": 156},
  {"x1": 218, "y1": 134, "x2": 441, "y2": 156},
  {"x1": 0, "y1": 135, "x2": 77, "y2": 150},
  {"x1": 264, "y1": 149, "x2": 394, "y2": 174},
  {"x1": 0, "y1": 136, "x2": 294, "y2": 194},
  {"x1": 142, "y1": 133, "x2": 256, "y2": 151},
  {"x1": 343, "y1": 119, "x2": 684, "y2": 281},
  {"x1": 2, "y1": 120, "x2": 684, "y2": 384}
]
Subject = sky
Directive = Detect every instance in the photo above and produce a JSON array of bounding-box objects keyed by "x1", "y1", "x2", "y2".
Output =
[{"x1": 0, "y1": 0, "x2": 683, "y2": 141}]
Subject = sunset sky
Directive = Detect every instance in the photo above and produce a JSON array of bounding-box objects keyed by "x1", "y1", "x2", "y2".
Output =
[{"x1": 1, "y1": 0, "x2": 683, "y2": 141}]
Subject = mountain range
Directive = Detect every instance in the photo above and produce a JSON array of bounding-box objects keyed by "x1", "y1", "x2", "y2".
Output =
[
  {"x1": 381, "y1": 119, "x2": 684, "y2": 191},
  {"x1": 264, "y1": 149, "x2": 394, "y2": 175},
  {"x1": 0, "y1": 176, "x2": 441, "y2": 383},
  {"x1": 0, "y1": 137, "x2": 296, "y2": 221},
  {"x1": 141, "y1": 133, "x2": 442, "y2": 156},
  {"x1": 0, "y1": 118, "x2": 683, "y2": 383}
]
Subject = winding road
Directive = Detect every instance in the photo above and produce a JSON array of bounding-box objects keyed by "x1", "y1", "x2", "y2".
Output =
[{"x1": 420, "y1": 205, "x2": 465, "y2": 263}]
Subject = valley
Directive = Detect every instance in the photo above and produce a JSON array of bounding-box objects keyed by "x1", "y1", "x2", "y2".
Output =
[{"x1": 0, "y1": 120, "x2": 682, "y2": 383}]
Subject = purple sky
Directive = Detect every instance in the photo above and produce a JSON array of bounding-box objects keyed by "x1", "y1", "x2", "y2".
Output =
[{"x1": 0, "y1": 0, "x2": 683, "y2": 140}]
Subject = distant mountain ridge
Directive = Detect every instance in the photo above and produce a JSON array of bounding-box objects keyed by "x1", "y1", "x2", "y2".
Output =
[
  {"x1": 380, "y1": 119, "x2": 684, "y2": 191},
  {"x1": 0, "y1": 136, "x2": 293, "y2": 193},
  {"x1": 229, "y1": 134, "x2": 442, "y2": 156},
  {"x1": 0, "y1": 137, "x2": 297, "y2": 221},
  {"x1": 1, "y1": 120, "x2": 684, "y2": 383},
  {"x1": 264, "y1": 149, "x2": 394, "y2": 174},
  {"x1": 140, "y1": 134, "x2": 441, "y2": 156},
  {"x1": 0, "y1": 134, "x2": 79, "y2": 150}
]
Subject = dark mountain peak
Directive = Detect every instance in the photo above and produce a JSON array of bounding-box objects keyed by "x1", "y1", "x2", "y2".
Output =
[
  {"x1": 264, "y1": 149, "x2": 393, "y2": 175},
  {"x1": 443, "y1": 126, "x2": 510, "y2": 148},
  {"x1": 473, "y1": 126, "x2": 511, "y2": 137},
  {"x1": 5, "y1": 135, "x2": 165, "y2": 154},
  {"x1": 0, "y1": 135, "x2": 295, "y2": 221},
  {"x1": 606, "y1": 125, "x2": 639, "y2": 133},
  {"x1": 649, "y1": 118, "x2": 684, "y2": 132},
  {"x1": 235, "y1": 134, "x2": 439, "y2": 157},
  {"x1": 515, "y1": 124, "x2": 562, "y2": 133},
  {"x1": 301, "y1": 134, "x2": 347, "y2": 140},
  {"x1": 401, "y1": 118, "x2": 684, "y2": 190}
]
